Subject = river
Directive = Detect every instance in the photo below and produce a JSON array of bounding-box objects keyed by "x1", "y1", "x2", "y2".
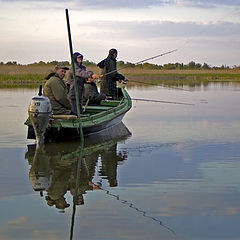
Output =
[{"x1": 0, "y1": 82, "x2": 240, "y2": 240}]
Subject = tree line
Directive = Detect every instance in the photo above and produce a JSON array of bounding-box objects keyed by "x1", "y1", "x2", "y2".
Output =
[{"x1": 1, "y1": 60, "x2": 239, "y2": 70}]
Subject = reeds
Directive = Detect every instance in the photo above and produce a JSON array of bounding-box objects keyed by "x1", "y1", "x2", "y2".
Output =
[{"x1": 1, "y1": 65, "x2": 240, "y2": 88}]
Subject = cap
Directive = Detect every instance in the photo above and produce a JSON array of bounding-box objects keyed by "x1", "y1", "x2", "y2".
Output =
[
  {"x1": 54, "y1": 64, "x2": 69, "y2": 71},
  {"x1": 73, "y1": 52, "x2": 83, "y2": 58}
]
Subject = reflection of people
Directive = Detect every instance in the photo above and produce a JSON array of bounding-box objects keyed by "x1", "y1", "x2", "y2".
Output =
[
  {"x1": 67, "y1": 52, "x2": 99, "y2": 113},
  {"x1": 43, "y1": 64, "x2": 74, "y2": 115},
  {"x1": 97, "y1": 48, "x2": 128, "y2": 99},
  {"x1": 45, "y1": 163, "x2": 72, "y2": 212},
  {"x1": 69, "y1": 155, "x2": 100, "y2": 205},
  {"x1": 83, "y1": 81, "x2": 106, "y2": 105},
  {"x1": 25, "y1": 123, "x2": 131, "y2": 210},
  {"x1": 100, "y1": 144, "x2": 127, "y2": 187}
]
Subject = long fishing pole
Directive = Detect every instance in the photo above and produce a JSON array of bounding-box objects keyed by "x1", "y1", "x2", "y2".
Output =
[
  {"x1": 98, "y1": 49, "x2": 192, "y2": 92},
  {"x1": 131, "y1": 98, "x2": 194, "y2": 106},
  {"x1": 100, "y1": 49, "x2": 178, "y2": 78}
]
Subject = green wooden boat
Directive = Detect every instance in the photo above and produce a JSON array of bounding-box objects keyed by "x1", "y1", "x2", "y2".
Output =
[{"x1": 25, "y1": 86, "x2": 132, "y2": 142}]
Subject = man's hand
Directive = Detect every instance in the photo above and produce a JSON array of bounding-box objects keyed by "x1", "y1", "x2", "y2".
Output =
[
  {"x1": 92, "y1": 74, "x2": 100, "y2": 79},
  {"x1": 87, "y1": 78, "x2": 93, "y2": 83}
]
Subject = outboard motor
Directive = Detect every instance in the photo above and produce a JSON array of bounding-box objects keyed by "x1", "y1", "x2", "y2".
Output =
[{"x1": 28, "y1": 85, "x2": 52, "y2": 145}]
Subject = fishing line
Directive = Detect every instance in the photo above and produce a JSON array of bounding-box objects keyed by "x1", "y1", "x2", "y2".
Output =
[
  {"x1": 127, "y1": 79, "x2": 192, "y2": 91},
  {"x1": 131, "y1": 98, "x2": 194, "y2": 106},
  {"x1": 90, "y1": 155, "x2": 176, "y2": 236}
]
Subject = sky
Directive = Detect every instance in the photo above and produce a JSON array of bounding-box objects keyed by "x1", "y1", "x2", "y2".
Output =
[{"x1": 0, "y1": 0, "x2": 240, "y2": 66}]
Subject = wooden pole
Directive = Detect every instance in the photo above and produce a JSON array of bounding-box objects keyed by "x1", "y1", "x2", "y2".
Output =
[
  {"x1": 65, "y1": 9, "x2": 84, "y2": 240},
  {"x1": 65, "y1": 8, "x2": 84, "y2": 143}
]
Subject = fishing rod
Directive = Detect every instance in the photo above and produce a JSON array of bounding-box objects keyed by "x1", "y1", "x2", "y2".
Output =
[
  {"x1": 131, "y1": 98, "x2": 194, "y2": 106},
  {"x1": 98, "y1": 48, "x2": 192, "y2": 92},
  {"x1": 100, "y1": 49, "x2": 178, "y2": 78}
]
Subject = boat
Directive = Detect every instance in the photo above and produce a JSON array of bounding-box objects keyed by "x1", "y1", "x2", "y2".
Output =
[{"x1": 25, "y1": 86, "x2": 132, "y2": 143}]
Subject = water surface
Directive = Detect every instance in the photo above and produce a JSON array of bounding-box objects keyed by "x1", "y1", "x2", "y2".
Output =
[{"x1": 0, "y1": 83, "x2": 240, "y2": 240}]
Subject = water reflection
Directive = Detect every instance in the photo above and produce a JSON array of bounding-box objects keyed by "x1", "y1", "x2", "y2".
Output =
[
  {"x1": 125, "y1": 79, "x2": 240, "y2": 91},
  {"x1": 2, "y1": 84, "x2": 240, "y2": 239},
  {"x1": 25, "y1": 122, "x2": 131, "y2": 212}
]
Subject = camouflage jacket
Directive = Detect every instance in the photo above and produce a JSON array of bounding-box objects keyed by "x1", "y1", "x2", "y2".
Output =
[{"x1": 43, "y1": 74, "x2": 72, "y2": 115}]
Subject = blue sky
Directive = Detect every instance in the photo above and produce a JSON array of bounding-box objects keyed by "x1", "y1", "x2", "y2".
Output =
[{"x1": 0, "y1": 0, "x2": 239, "y2": 66}]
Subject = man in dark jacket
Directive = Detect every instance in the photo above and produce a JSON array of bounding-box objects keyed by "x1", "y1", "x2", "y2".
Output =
[
  {"x1": 83, "y1": 81, "x2": 106, "y2": 105},
  {"x1": 97, "y1": 48, "x2": 128, "y2": 99},
  {"x1": 43, "y1": 65, "x2": 73, "y2": 115},
  {"x1": 67, "y1": 52, "x2": 99, "y2": 113}
]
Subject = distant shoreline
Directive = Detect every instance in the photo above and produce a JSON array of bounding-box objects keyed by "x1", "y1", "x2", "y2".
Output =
[{"x1": 0, "y1": 65, "x2": 240, "y2": 87}]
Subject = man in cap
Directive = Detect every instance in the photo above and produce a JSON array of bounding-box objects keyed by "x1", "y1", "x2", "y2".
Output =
[
  {"x1": 97, "y1": 48, "x2": 128, "y2": 99},
  {"x1": 43, "y1": 64, "x2": 74, "y2": 115}
]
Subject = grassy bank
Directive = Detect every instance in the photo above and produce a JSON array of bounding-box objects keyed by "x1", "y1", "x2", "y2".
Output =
[{"x1": 1, "y1": 65, "x2": 240, "y2": 87}]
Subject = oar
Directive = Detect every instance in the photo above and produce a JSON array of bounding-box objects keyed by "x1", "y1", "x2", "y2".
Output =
[{"x1": 131, "y1": 98, "x2": 194, "y2": 106}]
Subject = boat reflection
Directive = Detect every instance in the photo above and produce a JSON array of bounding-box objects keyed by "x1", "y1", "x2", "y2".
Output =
[{"x1": 25, "y1": 122, "x2": 131, "y2": 212}]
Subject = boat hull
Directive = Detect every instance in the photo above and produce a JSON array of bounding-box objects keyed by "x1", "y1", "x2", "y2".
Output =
[
  {"x1": 27, "y1": 114, "x2": 127, "y2": 142},
  {"x1": 26, "y1": 87, "x2": 131, "y2": 142}
]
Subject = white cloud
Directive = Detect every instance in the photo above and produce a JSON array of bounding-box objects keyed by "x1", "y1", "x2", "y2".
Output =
[
  {"x1": 176, "y1": 0, "x2": 240, "y2": 8},
  {"x1": 0, "y1": 0, "x2": 173, "y2": 9},
  {"x1": 77, "y1": 20, "x2": 240, "y2": 39}
]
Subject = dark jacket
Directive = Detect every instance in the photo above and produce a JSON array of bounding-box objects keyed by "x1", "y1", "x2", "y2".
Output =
[
  {"x1": 67, "y1": 63, "x2": 93, "y2": 113},
  {"x1": 43, "y1": 73, "x2": 72, "y2": 115},
  {"x1": 83, "y1": 81, "x2": 106, "y2": 105},
  {"x1": 97, "y1": 54, "x2": 125, "y2": 98}
]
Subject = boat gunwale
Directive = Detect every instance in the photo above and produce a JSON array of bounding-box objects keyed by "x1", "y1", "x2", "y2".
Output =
[{"x1": 41, "y1": 87, "x2": 131, "y2": 129}]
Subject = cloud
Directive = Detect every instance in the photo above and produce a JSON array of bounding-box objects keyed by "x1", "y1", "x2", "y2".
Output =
[
  {"x1": 77, "y1": 20, "x2": 240, "y2": 39},
  {"x1": 175, "y1": 0, "x2": 240, "y2": 8},
  {"x1": 1, "y1": 0, "x2": 240, "y2": 9},
  {"x1": 0, "y1": 0, "x2": 173, "y2": 9},
  {"x1": 70, "y1": 20, "x2": 240, "y2": 66}
]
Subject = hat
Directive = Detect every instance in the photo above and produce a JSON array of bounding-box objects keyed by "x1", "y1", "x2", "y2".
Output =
[
  {"x1": 54, "y1": 64, "x2": 69, "y2": 71},
  {"x1": 109, "y1": 48, "x2": 118, "y2": 55},
  {"x1": 73, "y1": 52, "x2": 83, "y2": 58}
]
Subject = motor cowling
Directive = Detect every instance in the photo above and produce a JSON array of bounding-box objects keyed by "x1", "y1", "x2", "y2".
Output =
[{"x1": 28, "y1": 86, "x2": 52, "y2": 145}]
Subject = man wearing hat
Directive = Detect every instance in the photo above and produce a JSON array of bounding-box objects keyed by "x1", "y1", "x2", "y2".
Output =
[
  {"x1": 97, "y1": 48, "x2": 128, "y2": 99},
  {"x1": 67, "y1": 52, "x2": 100, "y2": 114},
  {"x1": 43, "y1": 64, "x2": 74, "y2": 115}
]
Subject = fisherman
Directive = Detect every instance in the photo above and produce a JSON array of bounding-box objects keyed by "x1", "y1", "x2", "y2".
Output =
[
  {"x1": 83, "y1": 80, "x2": 106, "y2": 105},
  {"x1": 67, "y1": 52, "x2": 99, "y2": 114},
  {"x1": 43, "y1": 64, "x2": 75, "y2": 115},
  {"x1": 97, "y1": 48, "x2": 128, "y2": 99}
]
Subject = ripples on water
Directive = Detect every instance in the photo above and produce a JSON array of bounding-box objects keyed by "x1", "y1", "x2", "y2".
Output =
[{"x1": 0, "y1": 83, "x2": 240, "y2": 240}]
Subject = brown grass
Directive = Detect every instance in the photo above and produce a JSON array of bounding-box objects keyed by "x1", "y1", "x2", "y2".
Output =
[{"x1": 1, "y1": 64, "x2": 240, "y2": 75}]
